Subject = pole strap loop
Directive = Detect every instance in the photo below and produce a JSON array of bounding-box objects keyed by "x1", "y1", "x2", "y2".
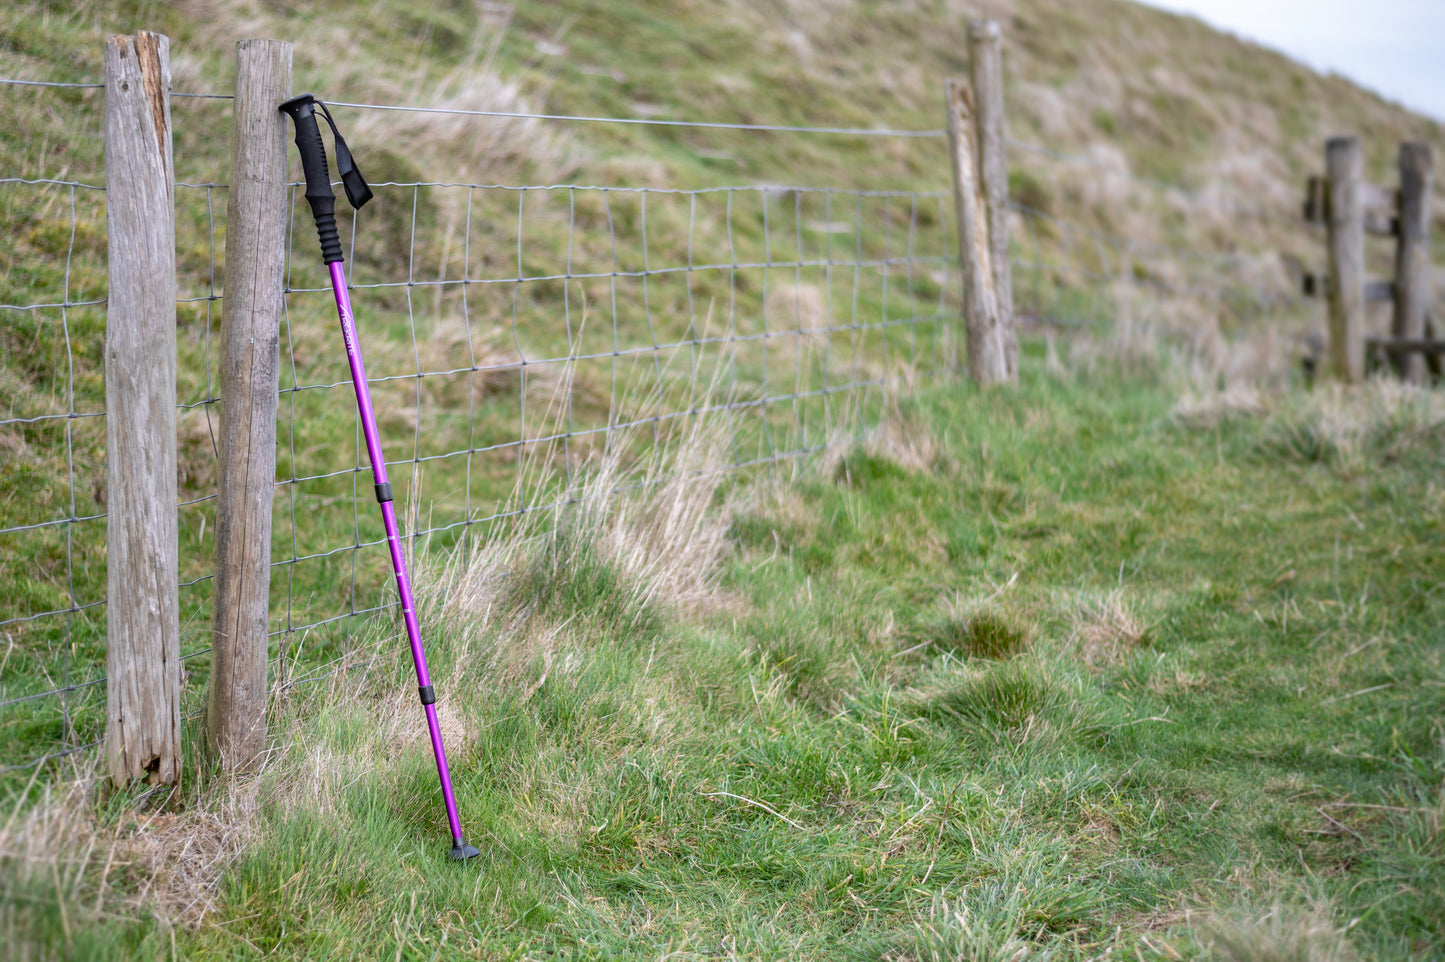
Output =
[{"x1": 315, "y1": 100, "x2": 373, "y2": 210}]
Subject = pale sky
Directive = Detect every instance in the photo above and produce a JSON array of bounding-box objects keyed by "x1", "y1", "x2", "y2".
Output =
[{"x1": 1138, "y1": 0, "x2": 1445, "y2": 121}]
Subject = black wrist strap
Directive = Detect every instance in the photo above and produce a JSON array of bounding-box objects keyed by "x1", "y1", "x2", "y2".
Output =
[{"x1": 315, "y1": 100, "x2": 373, "y2": 211}]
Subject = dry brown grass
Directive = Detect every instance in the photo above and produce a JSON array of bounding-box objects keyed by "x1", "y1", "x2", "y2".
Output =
[
  {"x1": 0, "y1": 759, "x2": 258, "y2": 938},
  {"x1": 1172, "y1": 383, "x2": 1267, "y2": 427},
  {"x1": 866, "y1": 405, "x2": 942, "y2": 475},
  {"x1": 1069, "y1": 590, "x2": 1148, "y2": 669},
  {"x1": 1265, "y1": 378, "x2": 1445, "y2": 474},
  {"x1": 416, "y1": 316, "x2": 524, "y2": 403},
  {"x1": 1202, "y1": 903, "x2": 1358, "y2": 962},
  {"x1": 423, "y1": 368, "x2": 736, "y2": 684},
  {"x1": 817, "y1": 391, "x2": 942, "y2": 481},
  {"x1": 734, "y1": 475, "x2": 820, "y2": 538},
  {"x1": 764, "y1": 283, "x2": 831, "y2": 342}
]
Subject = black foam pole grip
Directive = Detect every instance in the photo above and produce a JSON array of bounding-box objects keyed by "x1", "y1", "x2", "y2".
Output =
[{"x1": 279, "y1": 94, "x2": 343, "y2": 265}]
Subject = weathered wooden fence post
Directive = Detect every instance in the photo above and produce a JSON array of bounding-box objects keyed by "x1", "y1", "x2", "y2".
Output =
[
  {"x1": 104, "y1": 31, "x2": 180, "y2": 787},
  {"x1": 1393, "y1": 141, "x2": 1432, "y2": 384},
  {"x1": 968, "y1": 19, "x2": 1016, "y2": 374},
  {"x1": 206, "y1": 39, "x2": 291, "y2": 772},
  {"x1": 1325, "y1": 136, "x2": 1365, "y2": 382},
  {"x1": 946, "y1": 78, "x2": 1012, "y2": 386}
]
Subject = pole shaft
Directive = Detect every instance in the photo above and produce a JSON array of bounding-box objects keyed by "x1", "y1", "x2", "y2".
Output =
[{"x1": 328, "y1": 262, "x2": 464, "y2": 844}]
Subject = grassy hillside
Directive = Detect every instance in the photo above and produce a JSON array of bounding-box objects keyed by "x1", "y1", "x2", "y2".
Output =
[
  {"x1": 5, "y1": 0, "x2": 1444, "y2": 271},
  {"x1": 3, "y1": 1, "x2": 1445, "y2": 957}
]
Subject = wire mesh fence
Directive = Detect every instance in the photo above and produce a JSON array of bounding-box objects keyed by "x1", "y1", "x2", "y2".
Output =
[
  {"x1": 267, "y1": 175, "x2": 961, "y2": 687},
  {"x1": 0, "y1": 77, "x2": 1299, "y2": 780}
]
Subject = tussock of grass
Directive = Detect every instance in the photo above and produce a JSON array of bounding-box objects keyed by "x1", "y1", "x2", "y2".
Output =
[
  {"x1": 0, "y1": 758, "x2": 258, "y2": 956},
  {"x1": 1264, "y1": 379, "x2": 1445, "y2": 473},
  {"x1": 888, "y1": 844, "x2": 1118, "y2": 956},
  {"x1": 921, "y1": 609, "x2": 1032, "y2": 661},
  {"x1": 1204, "y1": 903, "x2": 1358, "y2": 962},
  {"x1": 897, "y1": 893, "x2": 1066, "y2": 961},
  {"x1": 863, "y1": 405, "x2": 944, "y2": 476},
  {"x1": 741, "y1": 606, "x2": 852, "y2": 708},
  {"x1": 922, "y1": 661, "x2": 1107, "y2": 751},
  {"x1": 825, "y1": 399, "x2": 946, "y2": 484},
  {"x1": 1070, "y1": 590, "x2": 1150, "y2": 669},
  {"x1": 1173, "y1": 383, "x2": 1268, "y2": 426},
  {"x1": 915, "y1": 580, "x2": 1037, "y2": 662},
  {"x1": 431, "y1": 400, "x2": 734, "y2": 684},
  {"x1": 1169, "y1": 377, "x2": 1445, "y2": 477}
]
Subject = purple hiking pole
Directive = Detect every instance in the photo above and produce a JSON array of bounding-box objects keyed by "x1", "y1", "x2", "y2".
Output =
[{"x1": 280, "y1": 93, "x2": 478, "y2": 862}]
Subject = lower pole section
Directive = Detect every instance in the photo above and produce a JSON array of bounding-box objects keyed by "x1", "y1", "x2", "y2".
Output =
[{"x1": 326, "y1": 260, "x2": 477, "y2": 862}]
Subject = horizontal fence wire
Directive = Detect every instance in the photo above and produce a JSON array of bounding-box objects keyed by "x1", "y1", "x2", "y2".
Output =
[
  {"x1": 321, "y1": 99, "x2": 945, "y2": 137},
  {"x1": 0, "y1": 82, "x2": 1301, "y2": 778},
  {"x1": 2, "y1": 76, "x2": 936, "y2": 136}
]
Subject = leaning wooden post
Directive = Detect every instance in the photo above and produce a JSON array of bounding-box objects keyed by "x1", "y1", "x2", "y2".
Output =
[
  {"x1": 104, "y1": 31, "x2": 180, "y2": 787},
  {"x1": 946, "y1": 78, "x2": 1013, "y2": 386},
  {"x1": 207, "y1": 40, "x2": 291, "y2": 772},
  {"x1": 1393, "y1": 142, "x2": 1432, "y2": 384},
  {"x1": 1325, "y1": 136, "x2": 1365, "y2": 382},
  {"x1": 968, "y1": 19, "x2": 1016, "y2": 373}
]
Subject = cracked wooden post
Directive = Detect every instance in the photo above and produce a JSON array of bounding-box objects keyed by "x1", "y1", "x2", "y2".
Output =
[
  {"x1": 1393, "y1": 142, "x2": 1432, "y2": 384},
  {"x1": 207, "y1": 39, "x2": 291, "y2": 773},
  {"x1": 1325, "y1": 136, "x2": 1365, "y2": 383},
  {"x1": 969, "y1": 19, "x2": 1016, "y2": 374},
  {"x1": 947, "y1": 77, "x2": 1013, "y2": 386},
  {"x1": 104, "y1": 31, "x2": 180, "y2": 787}
]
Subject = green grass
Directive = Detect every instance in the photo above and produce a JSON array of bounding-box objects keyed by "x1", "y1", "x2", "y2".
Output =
[
  {"x1": 7, "y1": 357, "x2": 1444, "y2": 958},
  {"x1": 5, "y1": 1, "x2": 1445, "y2": 955}
]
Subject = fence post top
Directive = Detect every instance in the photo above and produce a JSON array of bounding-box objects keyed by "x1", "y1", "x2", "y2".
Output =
[
  {"x1": 105, "y1": 30, "x2": 169, "y2": 49},
  {"x1": 1400, "y1": 141, "x2": 1433, "y2": 162},
  {"x1": 968, "y1": 19, "x2": 1002, "y2": 41},
  {"x1": 236, "y1": 38, "x2": 293, "y2": 52},
  {"x1": 1326, "y1": 135, "x2": 1360, "y2": 151}
]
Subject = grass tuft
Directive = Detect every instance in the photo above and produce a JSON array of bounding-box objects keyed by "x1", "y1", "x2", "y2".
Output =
[
  {"x1": 1070, "y1": 591, "x2": 1151, "y2": 669},
  {"x1": 1204, "y1": 903, "x2": 1358, "y2": 962},
  {"x1": 918, "y1": 608, "x2": 1033, "y2": 661},
  {"x1": 922, "y1": 661, "x2": 1107, "y2": 751},
  {"x1": 431, "y1": 378, "x2": 735, "y2": 682},
  {"x1": 1263, "y1": 380, "x2": 1445, "y2": 475},
  {"x1": 1173, "y1": 383, "x2": 1268, "y2": 427}
]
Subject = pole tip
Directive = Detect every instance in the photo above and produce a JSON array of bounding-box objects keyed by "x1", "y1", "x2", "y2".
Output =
[{"x1": 449, "y1": 841, "x2": 480, "y2": 861}]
